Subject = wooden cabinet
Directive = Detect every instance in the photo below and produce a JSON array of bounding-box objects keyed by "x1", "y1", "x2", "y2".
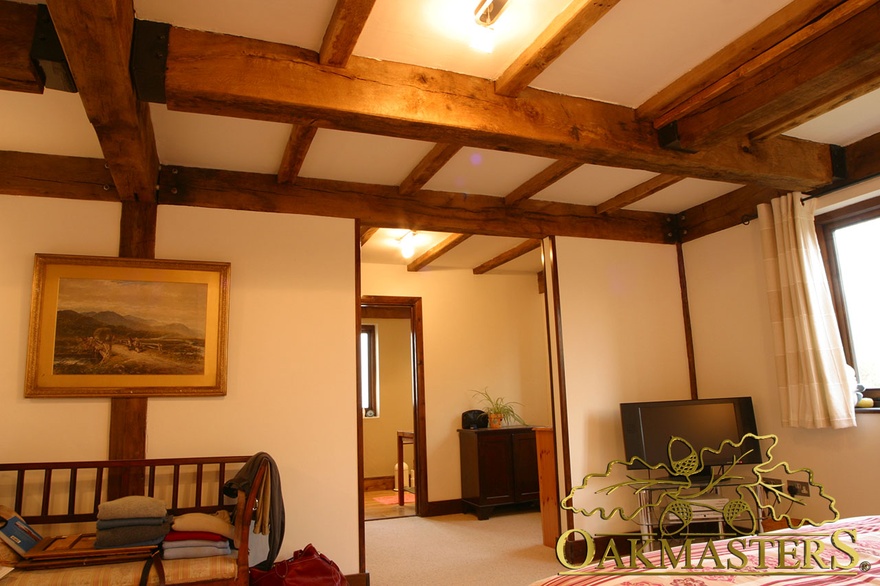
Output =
[{"x1": 458, "y1": 427, "x2": 539, "y2": 520}]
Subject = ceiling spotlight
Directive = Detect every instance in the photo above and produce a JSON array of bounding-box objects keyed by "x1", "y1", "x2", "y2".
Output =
[{"x1": 474, "y1": 0, "x2": 509, "y2": 27}]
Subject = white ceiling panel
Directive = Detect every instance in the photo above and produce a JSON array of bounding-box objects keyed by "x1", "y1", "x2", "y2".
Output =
[
  {"x1": 533, "y1": 164, "x2": 657, "y2": 206},
  {"x1": 424, "y1": 148, "x2": 553, "y2": 196},
  {"x1": 626, "y1": 178, "x2": 743, "y2": 214},
  {"x1": 0, "y1": 89, "x2": 102, "y2": 158},
  {"x1": 783, "y1": 87, "x2": 880, "y2": 147},
  {"x1": 532, "y1": 0, "x2": 791, "y2": 106},
  {"x1": 300, "y1": 130, "x2": 436, "y2": 186},
  {"x1": 151, "y1": 105, "x2": 290, "y2": 173}
]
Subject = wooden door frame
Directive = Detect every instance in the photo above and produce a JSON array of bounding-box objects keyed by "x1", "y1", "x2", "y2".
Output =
[{"x1": 359, "y1": 295, "x2": 428, "y2": 517}]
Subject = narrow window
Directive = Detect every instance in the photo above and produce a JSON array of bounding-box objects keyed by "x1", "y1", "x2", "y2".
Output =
[{"x1": 360, "y1": 324, "x2": 378, "y2": 417}]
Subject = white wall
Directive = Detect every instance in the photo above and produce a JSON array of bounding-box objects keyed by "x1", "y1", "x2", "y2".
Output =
[
  {"x1": 360, "y1": 263, "x2": 551, "y2": 502},
  {"x1": 553, "y1": 237, "x2": 692, "y2": 533},
  {"x1": 683, "y1": 221, "x2": 880, "y2": 519},
  {"x1": 0, "y1": 196, "x2": 360, "y2": 573}
]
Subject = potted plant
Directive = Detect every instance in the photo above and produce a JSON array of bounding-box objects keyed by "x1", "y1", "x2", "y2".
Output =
[{"x1": 471, "y1": 388, "x2": 526, "y2": 428}]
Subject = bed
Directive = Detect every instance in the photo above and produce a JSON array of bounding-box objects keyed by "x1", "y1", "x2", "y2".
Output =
[{"x1": 532, "y1": 515, "x2": 880, "y2": 585}]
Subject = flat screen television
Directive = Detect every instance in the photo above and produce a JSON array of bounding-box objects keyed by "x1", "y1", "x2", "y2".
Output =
[{"x1": 620, "y1": 396, "x2": 761, "y2": 479}]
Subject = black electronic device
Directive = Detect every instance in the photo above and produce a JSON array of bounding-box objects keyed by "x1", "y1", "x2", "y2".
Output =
[
  {"x1": 619, "y1": 396, "x2": 761, "y2": 479},
  {"x1": 461, "y1": 410, "x2": 488, "y2": 430}
]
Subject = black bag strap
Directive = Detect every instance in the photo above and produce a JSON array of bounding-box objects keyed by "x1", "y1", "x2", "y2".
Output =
[{"x1": 138, "y1": 549, "x2": 165, "y2": 586}]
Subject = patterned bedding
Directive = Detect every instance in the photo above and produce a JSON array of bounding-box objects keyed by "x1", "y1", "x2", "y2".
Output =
[{"x1": 532, "y1": 516, "x2": 880, "y2": 585}]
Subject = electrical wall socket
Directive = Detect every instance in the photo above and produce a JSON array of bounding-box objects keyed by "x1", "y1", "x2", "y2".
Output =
[
  {"x1": 787, "y1": 480, "x2": 810, "y2": 497},
  {"x1": 764, "y1": 477, "x2": 783, "y2": 489}
]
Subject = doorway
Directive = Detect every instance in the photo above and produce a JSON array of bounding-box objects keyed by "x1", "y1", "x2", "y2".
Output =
[{"x1": 359, "y1": 296, "x2": 427, "y2": 521}]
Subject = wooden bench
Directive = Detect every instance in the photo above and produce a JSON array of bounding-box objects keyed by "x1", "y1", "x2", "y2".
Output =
[{"x1": 0, "y1": 455, "x2": 265, "y2": 585}]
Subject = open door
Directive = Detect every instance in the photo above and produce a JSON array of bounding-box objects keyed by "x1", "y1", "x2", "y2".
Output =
[{"x1": 359, "y1": 296, "x2": 427, "y2": 520}]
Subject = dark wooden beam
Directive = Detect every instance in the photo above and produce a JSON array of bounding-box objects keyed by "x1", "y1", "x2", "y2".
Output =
[
  {"x1": 0, "y1": 1, "x2": 43, "y2": 93},
  {"x1": 505, "y1": 160, "x2": 581, "y2": 205},
  {"x1": 679, "y1": 184, "x2": 784, "y2": 242},
  {"x1": 163, "y1": 26, "x2": 835, "y2": 191},
  {"x1": 596, "y1": 174, "x2": 684, "y2": 214},
  {"x1": 661, "y1": 0, "x2": 880, "y2": 149},
  {"x1": 495, "y1": 0, "x2": 620, "y2": 97},
  {"x1": 407, "y1": 233, "x2": 471, "y2": 272},
  {"x1": 846, "y1": 130, "x2": 880, "y2": 184},
  {"x1": 359, "y1": 225, "x2": 379, "y2": 245},
  {"x1": 319, "y1": 0, "x2": 377, "y2": 67},
  {"x1": 46, "y1": 0, "x2": 159, "y2": 202},
  {"x1": 473, "y1": 239, "x2": 542, "y2": 275},
  {"x1": 159, "y1": 165, "x2": 672, "y2": 244},
  {"x1": 0, "y1": 151, "x2": 117, "y2": 200},
  {"x1": 638, "y1": 0, "x2": 846, "y2": 121}
]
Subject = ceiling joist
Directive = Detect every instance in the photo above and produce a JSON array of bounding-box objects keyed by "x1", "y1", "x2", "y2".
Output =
[
  {"x1": 160, "y1": 25, "x2": 834, "y2": 192},
  {"x1": 407, "y1": 233, "x2": 471, "y2": 272},
  {"x1": 505, "y1": 160, "x2": 582, "y2": 206},
  {"x1": 0, "y1": 2, "x2": 42, "y2": 93},
  {"x1": 319, "y1": 0, "x2": 377, "y2": 68},
  {"x1": 473, "y1": 239, "x2": 542, "y2": 275},
  {"x1": 278, "y1": 124, "x2": 318, "y2": 184},
  {"x1": 597, "y1": 174, "x2": 685, "y2": 215},
  {"x1": 399, "y1": 143, "x2": 462, "y2": 196}
]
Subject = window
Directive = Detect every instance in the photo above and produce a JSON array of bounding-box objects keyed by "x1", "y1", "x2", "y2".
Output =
[
  {"x1": 360, "y1": 324, "x2": 378, "y2": 417},
  {"x1": 817, "y1": 198, "x2": 880, "y2": 393}
]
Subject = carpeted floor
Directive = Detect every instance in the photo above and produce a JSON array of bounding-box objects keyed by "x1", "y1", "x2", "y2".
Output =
[{"x1": 364, "y1": 510, "x2": 562, "y2": 585}]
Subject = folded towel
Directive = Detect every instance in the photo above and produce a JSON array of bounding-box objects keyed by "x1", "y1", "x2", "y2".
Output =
[
  {"x1": 162, "y1": 544, "x2": 232, "y2": 560},
  {"x1": 97, "y1": 516, "x2": 170, "y2": 530},
  {"x1": 163, "y1": 530, "x2": 227, "y2": 542},
  {"x1": 98, "y1": 496, "x2": 167, "y2": 520},
  {"x1": 162, "y1": 538, "x2": 230, "y2": 550},
  {"x1": 95, "y1": 515, "x2": 172, "y2": 549},
  {"x1": 172, "y1": 511, "x2": 234, "y2": 539}
]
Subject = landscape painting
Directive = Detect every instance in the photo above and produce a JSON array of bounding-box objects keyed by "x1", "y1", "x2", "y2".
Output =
[{"x1": 25, "y1": 254, "x2": 230, "y2": 397}]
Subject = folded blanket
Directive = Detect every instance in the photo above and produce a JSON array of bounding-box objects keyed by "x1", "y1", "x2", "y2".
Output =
[
  {"x1": 95, "y1": 515, "x2": 172, "y2": 549},
  {"x1": 172, "y1": 511, "x2": 234, "y2": 539},
  {"x1": 163, "y1": 544, "x2": 232, "y2": 560},
  {"x1": 97, "y1": 516, "x2": 170, "y2": 530},
  {"x1": 163, "y1": 530, "x2": 227, "y2": 542},
  {"x1": 97, "y1": 495, "x2": 167, "y2": 520},
  {"x1": 162, "y1": 538, "x2": 230, "y2": 550}
]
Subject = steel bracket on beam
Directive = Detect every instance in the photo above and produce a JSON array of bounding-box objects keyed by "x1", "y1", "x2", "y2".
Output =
[{"x1": 131, "y1": 19, "x2": 170, "y2": 103}]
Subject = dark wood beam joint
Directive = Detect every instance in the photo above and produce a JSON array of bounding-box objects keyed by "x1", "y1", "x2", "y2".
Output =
[
  {"x1": 30, "y1": 4, "x2": 76, "y2": 92},
  {"x1": 656, "y1": 121, "x2": 695, "y2": 153},
  {"x1": 132, "y1": 20, "x2": 170, "y2": 103},
  {"x1": 664, "y1": 214, "x2": 686, "y2": 244},
  {"x1": 830, "y1": 143, "x2": 848, "y2": 181}
]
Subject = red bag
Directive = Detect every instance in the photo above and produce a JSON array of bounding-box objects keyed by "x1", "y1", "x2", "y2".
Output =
[{"x1": 249, "y1": 544, "x2": 346, "y2": 585}]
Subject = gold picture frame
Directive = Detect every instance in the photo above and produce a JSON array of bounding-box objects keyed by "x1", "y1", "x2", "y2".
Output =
[{"x1": 25, "y1": 254, "x2": 230, "y2": 398}]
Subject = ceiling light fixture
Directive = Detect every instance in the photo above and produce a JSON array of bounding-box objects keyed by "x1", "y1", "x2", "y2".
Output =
[
  {"x1": 399, "y1": 231, "x2": 417, "y2": 259},
  {"x1": 474, "y1": 0, "x2": 510, "y2": 27}
]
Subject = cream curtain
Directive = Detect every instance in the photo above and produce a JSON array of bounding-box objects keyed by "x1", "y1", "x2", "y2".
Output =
[{"x1": 757, "y1": 193, "x2": 856, "y2": 429}]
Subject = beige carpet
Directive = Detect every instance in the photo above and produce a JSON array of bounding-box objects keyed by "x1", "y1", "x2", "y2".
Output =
[{"x1": 364, "y1": 510, "x2": 563, "y2": 585}]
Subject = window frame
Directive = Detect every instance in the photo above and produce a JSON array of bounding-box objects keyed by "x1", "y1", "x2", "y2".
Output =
[
  {"x1": 360, "y1": 324, "x2": 378, "y2": 417},
  {"x1": 816, "y1": 195, "x2": 880, "y2": 395}
]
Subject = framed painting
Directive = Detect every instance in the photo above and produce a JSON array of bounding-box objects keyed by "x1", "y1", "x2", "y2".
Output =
[{"x1": 25, "y1": 254, "x2": 230, "y2": 398}]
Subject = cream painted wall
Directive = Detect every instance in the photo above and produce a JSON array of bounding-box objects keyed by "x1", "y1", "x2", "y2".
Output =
[
  {"x1": 0, "y1": 197, "x2": 360, "y2": 573},
  {"x1": 683, "y1": 221, "x2": 880, "y2": 520},
  {"x1": 362, "y1": 317, "x2": 415, "y2": 480},
  {"x1": 553, "y1": 237, "x2": 692, "y2": 534},
  {"x1": 1, "y1": 195, "x2": 121, "y2": 462},
  {"x1": 360, "y1": 263, "x2": 552, "y2": 502}
]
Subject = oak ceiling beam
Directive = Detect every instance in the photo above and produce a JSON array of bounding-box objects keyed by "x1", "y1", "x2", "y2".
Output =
[
  {"x1": 399, "y1": 143, "x2": 462, "y2": 195},
  {"x1": 0, "y1": 1, "x2": 42, "y2": 93},
  {"x1": 0, "y1": 150, "x2": 117, "y2": 201},
  {"x1": 596, "y1": 174, "x2": 685, "y2": 215},
  {"x1": 638, "y1": 0, "x2": 846, "y2": 122},
  {"x1": 473, "y1": 239, "x2": 542, "y2": 275},
  {"x1": 46, "y1": 0, "x2": 159, "y2": 202},
  {"x1": 495, "y1": 0, "x2": 620, "y2": 97},
  {"x1": 505, "y1": 160, "x2": 581, "y2": 206},
  {"x1": 163, "y1": 27, "x2": 834, "y2": 192},
  {"x1": 320, "y1": 0, "x2": 377, "y2": 67},
  {"x1": 158, "y1": 165, "x2": 672, "y2": 244},
  {"x1": 407, "y1": 233, "x2": 471, "y2": 272},
  {"x1": 679, "y1": 184, "x2": 784, "y2": 242},
  {"x1": 277, "y1": 124, "x2": 318, "y2": 183},
  {"x1": 360, "y1": 226, "x2": 379, "y2": 245},
  {"x1": 659, "y1": 0, "x2": 880, "y2": 150},
  {"x1": 846, "y1": 130, "x2": 880, "y2": 183}
]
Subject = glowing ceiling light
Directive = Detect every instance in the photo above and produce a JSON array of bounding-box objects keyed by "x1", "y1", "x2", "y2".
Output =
[
  {"x1": 399, "y1": 231, "x2": 417, "y2": 259},
  {"x1": 474, "y1": 0, "x2": 510, "y2": 26}
]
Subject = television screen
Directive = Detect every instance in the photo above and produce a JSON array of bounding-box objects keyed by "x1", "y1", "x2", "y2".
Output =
[{"x1": 620, "y1": 396, "x2": 761, "y2": 476}]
